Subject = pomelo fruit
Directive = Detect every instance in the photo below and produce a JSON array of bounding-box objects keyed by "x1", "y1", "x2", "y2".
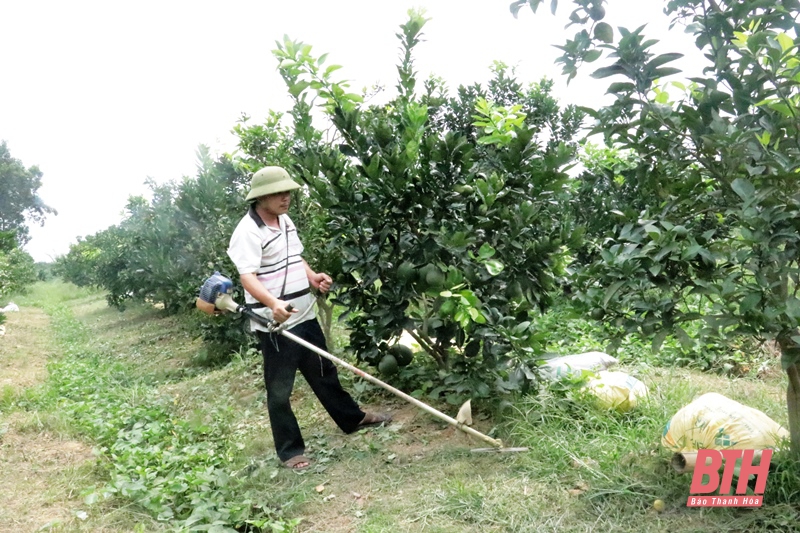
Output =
[
  {"x1": 389, "y1": 344, "x2": 414, "y2": 366},
  {"x1": 397, "y1": 261, "x2": 416, "y2": 283},
  {"x1": 464, "y1": 340, "x2": 480, "y2": 358},
  {"x1": 378, "y1": 354, "x2": 399, "y2": 376}
]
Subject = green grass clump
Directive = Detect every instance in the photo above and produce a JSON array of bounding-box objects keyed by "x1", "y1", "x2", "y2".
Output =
[{"x1": 31, "y1": 301, "x2": 296, "y2": 531}]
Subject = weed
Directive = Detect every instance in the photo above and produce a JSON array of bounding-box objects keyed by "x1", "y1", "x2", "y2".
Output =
[{"x1": 30, "y1": 302, "x2": 295, "y2": 531}]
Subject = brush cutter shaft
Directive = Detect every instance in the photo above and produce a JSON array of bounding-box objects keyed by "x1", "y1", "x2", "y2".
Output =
[
  {"x1": 279, "y1": 329, "x2": 504, "y2": 449},
  {"x1": 198, "y1": 271, "x2": 505, "y2": 449}
]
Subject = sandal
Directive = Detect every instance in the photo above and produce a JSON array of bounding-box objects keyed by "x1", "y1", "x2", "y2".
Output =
[
  {"x1": 283, "y1": 455, "x2": 311, "y2": 469},
  {"x1": 358, "y1": 412, "x2": 393, "y2": 428}
]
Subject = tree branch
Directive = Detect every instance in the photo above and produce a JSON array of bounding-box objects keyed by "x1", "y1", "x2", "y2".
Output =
[{"x1": 406, "y1": 327, "x2": 446, "y2": 368}]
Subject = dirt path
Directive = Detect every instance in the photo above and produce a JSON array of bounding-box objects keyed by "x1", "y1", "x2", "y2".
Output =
[{"x1": 0, "y1": 305, "x2": 95, "y2": 533}]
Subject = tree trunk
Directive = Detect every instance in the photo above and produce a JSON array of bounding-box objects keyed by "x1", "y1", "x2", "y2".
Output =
[
  {"x1": 406, "y1": 328, "x2": 448, "y2": 369},
  {"x1": 316, "y1": 295, "x2": 335, "y2": 349},
  {"x1": 777, "y1": 334, "x2": 800, "y2": 455},
  {"x1": 786, "y1": 363, "x2": 800, "y2": 455}
]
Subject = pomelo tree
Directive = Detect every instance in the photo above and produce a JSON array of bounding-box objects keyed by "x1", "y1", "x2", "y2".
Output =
[
  {"x1": 269, "y1": 10, "x2": 584, "y2": 399},
  {"x1": 516, "y1": 0, "x2": 800, "y2": 451}
]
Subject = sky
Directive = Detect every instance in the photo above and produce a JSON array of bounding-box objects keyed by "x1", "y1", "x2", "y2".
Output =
[{"x1": 1, "y1": 0, "x2": 703, "y2": 262}]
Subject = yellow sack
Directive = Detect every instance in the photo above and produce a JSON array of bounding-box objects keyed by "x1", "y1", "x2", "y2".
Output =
[
  {"x1": 661, "y1": 392, "x2": 789, "y2": 452},
  {"x1": 583, "y1": 370, "x2": 648, "y2": 413}
]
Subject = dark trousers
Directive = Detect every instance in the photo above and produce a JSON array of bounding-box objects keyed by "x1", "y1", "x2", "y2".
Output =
[{"x1": 256, "y1": 318, "x2": 364, "y2": 462}]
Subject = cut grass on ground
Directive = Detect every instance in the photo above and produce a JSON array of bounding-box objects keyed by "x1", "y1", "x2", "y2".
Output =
[{"x1": 1, "y1": 280, "x2": 798, "y2": 532}]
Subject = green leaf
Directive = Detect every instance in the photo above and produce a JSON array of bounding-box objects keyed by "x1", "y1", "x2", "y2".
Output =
[
  {"x1": 513, "y1": 321, "x2": 532, "y2": 335},
  {"x1": 478, "y1": 243, "x2": 496, "y2": 259},
  {"x1": 786, "y1": 297, "x2": 800, "y2": 319},
  {"x1": 592, "y1": 65, "x2": 627, "y2": 79},
  {"x1": 584, "y1": 50, "x2": 602, "y2": 63},
  {"x1": 776, "y1": 33, "x2": 794, "y2": 53},
  {"x1": 324, "y1": 64, "x2": 343, "y2": 76},
  {"x1": 607, "y1": 82, "x2": 635, "y2": 94},
  {"x1": 485, "y1": 259, "x2": 505, "y2": 276},
  {"x1": 731, "y1": 178, "x2": 755, "y2": 201},
  {"x1": 576, "y1": 105, "x2": 599, "y2": 118},
  {"x1": 602, "y1": 280, "x2": 625, "y2": 308},
  {"x1": 682, "y1": 243, "x2": 702, "y2": 260},
  {"x1": 648, "y1": 53, "x2": 684, "y2": 68},
  {"x1": 643, "y1": 224, "x2": 661, "y2": 238},
  {"x1": 652, "y1": 329, "x2": 669, "y2": 353},
  {"x1": 739, "y1": 292, "x2": 761, "y2": 314},
  {"x1": 651, "y1": 67, "x2": 682, "y2": 78},
  {"x1": 675, "y1": 327, "x2": 694, "y2": 349},
  {"x1": 288, "y1": 81, "x2": 309, "y2": 98},
  {"x1": 459, "y1": 290, "x2": 480, "y2": 307},
  {"x1": 766, "y1": 102, "x2": 794, "y2": 117},
  {"x1": 468, "y1": 307, "x2": 487, "y2": 323}
]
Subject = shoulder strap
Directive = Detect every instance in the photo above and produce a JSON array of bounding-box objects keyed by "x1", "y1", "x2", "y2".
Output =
[{"x1": 278, "y1": 215, "x2": 290, "y2": 299}]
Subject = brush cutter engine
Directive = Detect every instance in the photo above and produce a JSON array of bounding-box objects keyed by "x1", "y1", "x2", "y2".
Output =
[
  {"x1": 196, "y1": 272, "x2": 290, "y2": 331},
  {"x1": 196, "y1": 271, "x2": 239, "y2": 315},
  {"x1": 199, "y1": 271, "x2": 233, "y2": 304}
]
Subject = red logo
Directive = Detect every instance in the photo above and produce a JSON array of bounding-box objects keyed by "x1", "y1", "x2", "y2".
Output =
[{"x1": 687, "y1": 449, "x2": 771, "y2": 507}]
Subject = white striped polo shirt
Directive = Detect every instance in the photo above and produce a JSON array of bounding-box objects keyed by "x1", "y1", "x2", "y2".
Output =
[{"x1": 227, "y1": 206, "x2": 316, "y2": 331}]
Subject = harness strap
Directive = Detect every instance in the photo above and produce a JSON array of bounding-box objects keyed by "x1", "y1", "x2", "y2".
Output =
[{"x1": 245, "y1": 288, "x2": 311, "y2": 309}]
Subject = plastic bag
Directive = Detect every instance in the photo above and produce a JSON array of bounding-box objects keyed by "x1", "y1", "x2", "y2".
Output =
[
  {"x1": 583, "y1": 370, "x2": 648, "y2": 412},
  {"x1": 662, "y1": 392, "x2": 789, "y2": 452},
  {"x1": 1, "y1": 302, "x2": 19, "y2": 312},
  {"x1": 540, "y1": 351, "x2": 619, "y2": 381}
]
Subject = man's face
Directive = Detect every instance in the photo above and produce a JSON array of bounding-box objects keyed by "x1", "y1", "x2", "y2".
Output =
[{"x1": 258, "y1": 190, "x2": 291, "y2": 216}]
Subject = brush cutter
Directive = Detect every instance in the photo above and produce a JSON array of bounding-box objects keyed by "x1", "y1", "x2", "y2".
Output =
[{"x1": 196, "y1": 272, "x2": 526, "y2": 452}]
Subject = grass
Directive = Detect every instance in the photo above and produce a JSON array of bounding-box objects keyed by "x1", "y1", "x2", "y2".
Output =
[{"x1": 1, "y1": 280, "x2": 798, "y2": 532}]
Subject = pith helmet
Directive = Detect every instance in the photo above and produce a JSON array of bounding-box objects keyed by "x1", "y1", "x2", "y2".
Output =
[{"x1": 245, "y1": 166, "x2": 301, "y2": 201}]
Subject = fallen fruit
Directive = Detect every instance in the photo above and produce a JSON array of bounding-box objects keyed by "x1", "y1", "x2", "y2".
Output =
[{"x1": 653, "y1": 499, "x2": 665, "y2": 512}]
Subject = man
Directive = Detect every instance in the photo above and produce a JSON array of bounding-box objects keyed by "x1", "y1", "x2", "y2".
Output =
[{"x1": 227, "y1": 166, "x2": 391, "y2": 469}]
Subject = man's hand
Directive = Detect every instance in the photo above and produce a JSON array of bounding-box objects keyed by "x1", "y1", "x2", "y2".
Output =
[
  {"x1": 270, "y1": 299, "x2": 298, "y2": 323},
  {"x1": 309, "y1": 272, "x2": 333, "y2": 294}
]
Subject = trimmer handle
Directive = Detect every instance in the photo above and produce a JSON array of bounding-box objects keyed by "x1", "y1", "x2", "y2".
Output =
[{"x1": 239, "y1": 302, "x2": 296, "y2": 331}]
